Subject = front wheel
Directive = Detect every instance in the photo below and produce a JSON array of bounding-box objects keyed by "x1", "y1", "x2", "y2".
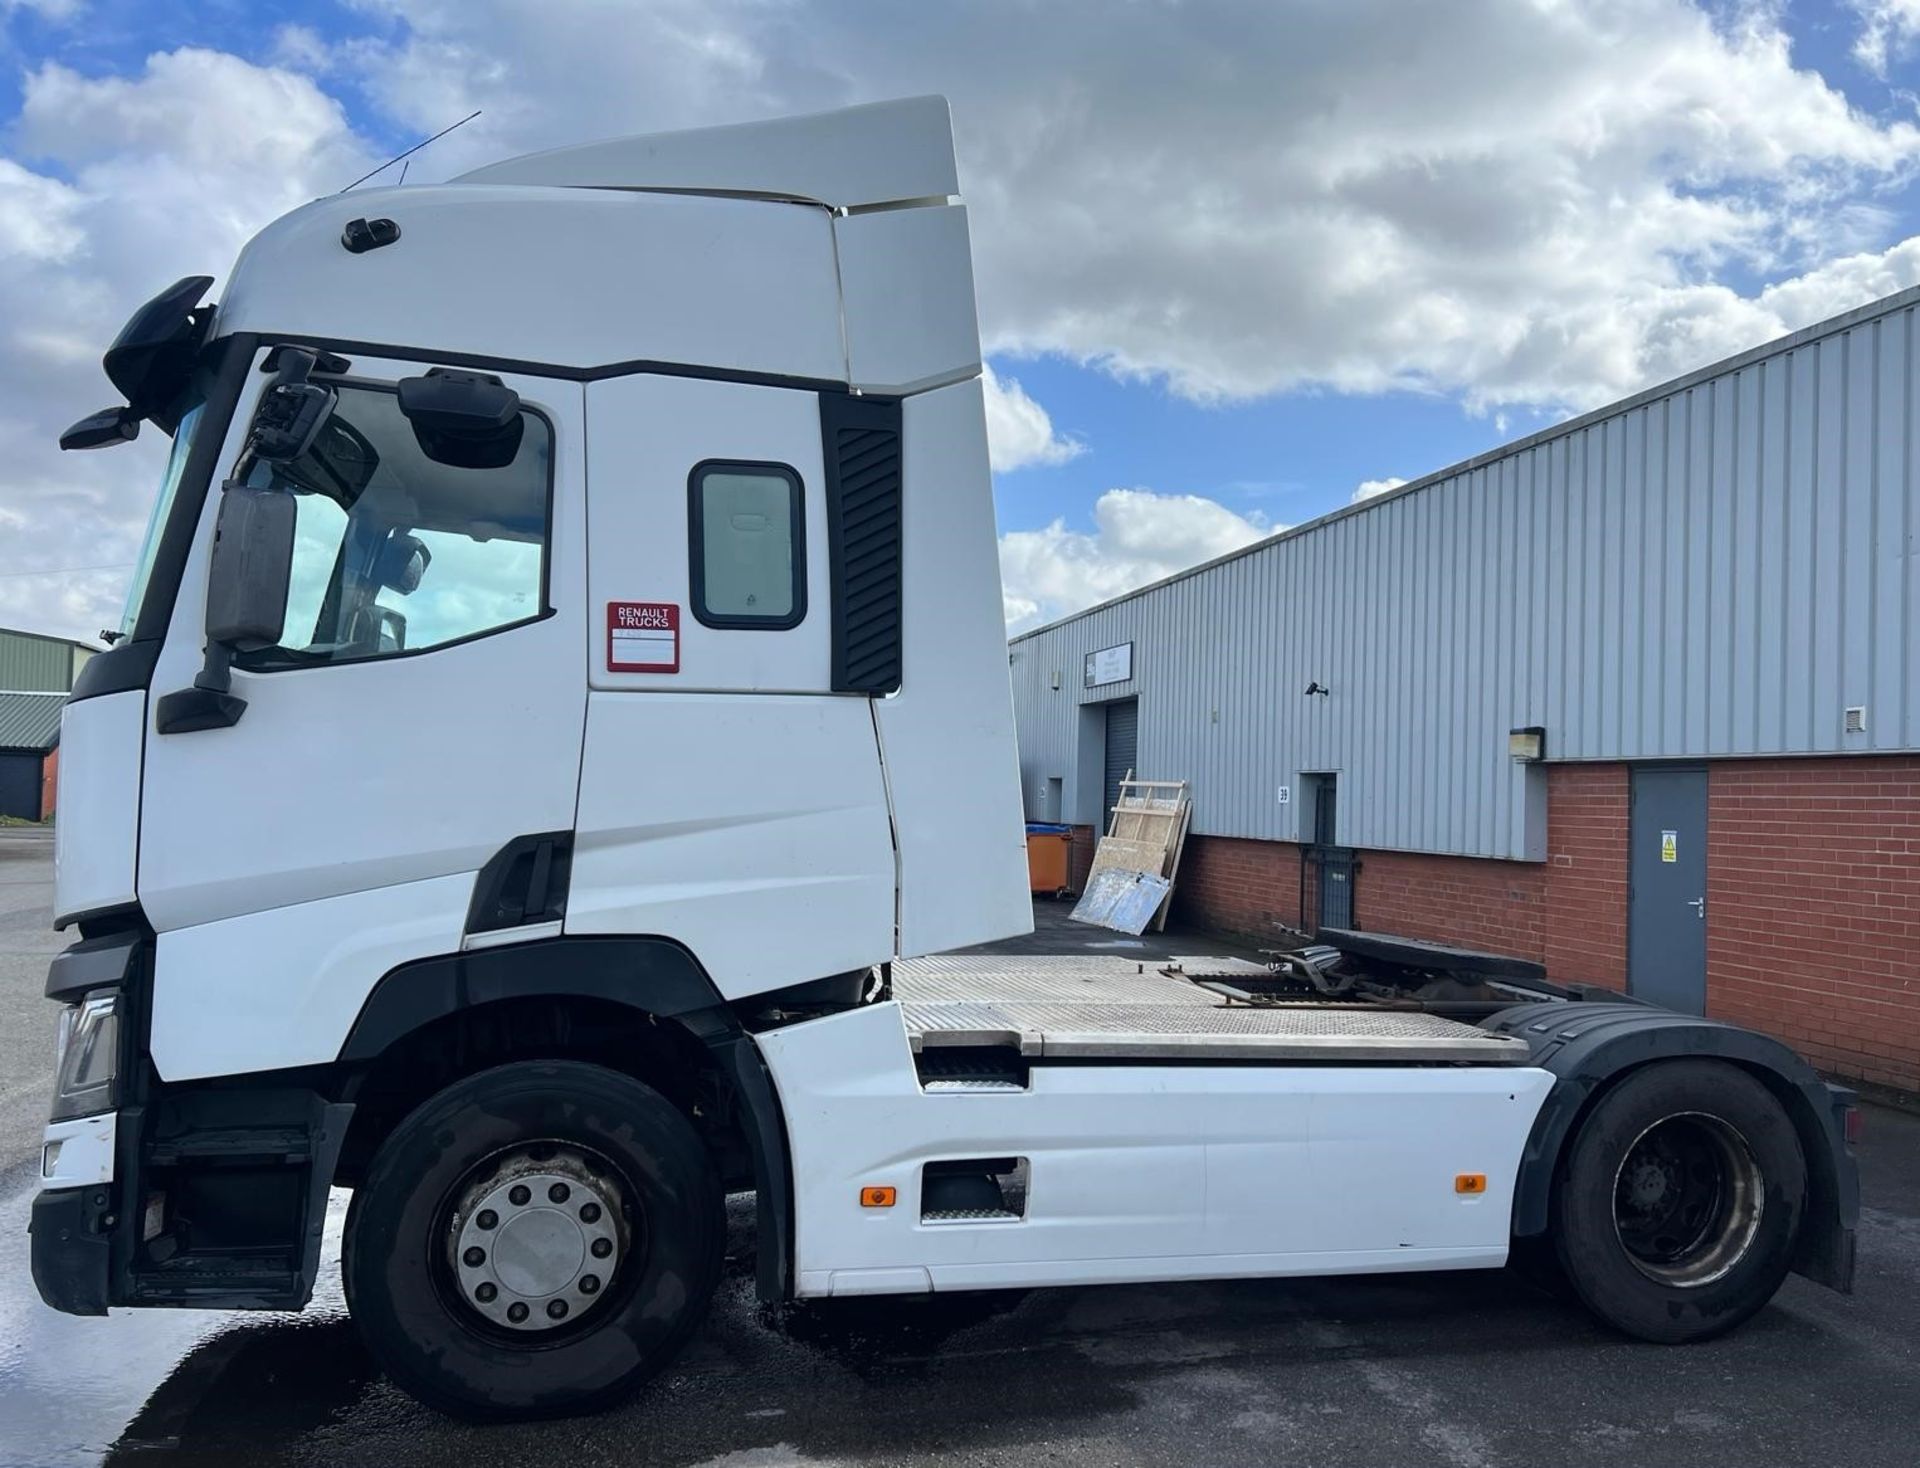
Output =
[
  {"x1": 1552, "y1": 1059, "x2": 1805, "y2": 1344},
  {"x1": 342, "y1": 1059, "x2": 723, "y2": 1419}
]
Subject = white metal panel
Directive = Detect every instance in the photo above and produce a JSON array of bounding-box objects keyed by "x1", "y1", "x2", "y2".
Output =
[
  {"x1": 138, "y1": 358, "x2": 587, "y2": 932},
  {"x1": 455, "y1": 96, "x2": 958, "y2": 209},
  {"x1": 757, "y1": 1002, "x2": 1554, "y2": 1297},
  {"x1": 149, "y1": 873, "x2": 470, "y2": 1080},
  {"x1": 567, "y1": 692, "x2": 895, "y2": 998},
  {"x1": 835, "y1": 205, "x2": 983, "y2": 396},
  {"x1": 876, "y1": 379, "x2": 1032, "y2": 955},
  {"x1": 584, "y1": 375, "x2": 831, "y2": 693},
  {"x1": 214, "y1": 187, "x2": 844, "y2": 384},
  {"x1": 1010, "y1": 287, "x2": 1920, "y2": 863},
  {"x1": 51, "y1": 691, "x2": 142, "y2": 924},
  {"x1": 39, "y1": 1114, "x2": 116, "y2": 1189}
]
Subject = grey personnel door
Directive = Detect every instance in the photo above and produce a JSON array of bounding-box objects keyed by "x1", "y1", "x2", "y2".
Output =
[
  {"x1": 1628, "y1": 767, "x2": 1708, "y2": 1014},
  {"x1": 1102, "y1": 699, "x2": 1138, "y2": 833}
]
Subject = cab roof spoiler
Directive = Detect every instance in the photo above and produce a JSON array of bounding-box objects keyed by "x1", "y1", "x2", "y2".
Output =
[{"x1": 451, "y1": 95, "x2": 959, "y2": 211}]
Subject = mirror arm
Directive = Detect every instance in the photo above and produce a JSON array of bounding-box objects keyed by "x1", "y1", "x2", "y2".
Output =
[{"x1": 156, "y1": 642, "x2": 246, "y2": 735}]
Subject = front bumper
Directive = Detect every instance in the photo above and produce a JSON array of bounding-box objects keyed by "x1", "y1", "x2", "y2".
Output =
[{"x1": 30, "y1": 1184, "x2": 114, "y2": 1316}]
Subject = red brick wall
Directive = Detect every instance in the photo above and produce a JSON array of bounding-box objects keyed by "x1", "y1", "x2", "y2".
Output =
[
  {"x1": 1707, "y1": 757, "x2": 1920, "y2": 1094},
  {"x1": 40, "y1": 746, "x2": 57, "y2": 821},
  {"x1": 1174, "y1": 765, "x2": 1631, "y2": 988},
  {"x1": 1171, "y1": 835, "x2": 1301, "y2": 935},
  {"x1": 1540, "y1": 765, "x2": 1630, "y2": 986},
  {"x1": 1168, "y1": 757, "x2": 1920, "y2": 1093},
  {"x1": 1359, "y1": 849, "x2": 1544, "y2": 958}
]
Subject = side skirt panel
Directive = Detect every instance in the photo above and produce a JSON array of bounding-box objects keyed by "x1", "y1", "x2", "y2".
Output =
[{"x1": 757, "y1": 1003, "x2": 1555, "y2": 1296}]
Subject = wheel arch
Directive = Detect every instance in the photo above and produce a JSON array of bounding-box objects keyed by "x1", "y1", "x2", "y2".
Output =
[
  {"x1": 1489, "y1": 1002, "x2": 1858, "y2": 1292},
  {"x1": 335, "y1": 934, "x2": 794, "y2": 1302}
]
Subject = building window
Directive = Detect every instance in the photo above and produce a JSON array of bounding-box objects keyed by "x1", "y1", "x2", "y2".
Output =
[{"x1": 688, "y1": 461, "x2": 806, "y2": 629}]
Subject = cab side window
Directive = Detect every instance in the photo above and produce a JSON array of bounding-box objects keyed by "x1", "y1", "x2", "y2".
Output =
[
  {"x1": 688, "y1": 461, "x2": 805, "y2": 629},
  {"x1": 239, "y1": 381, "x2": 551, "y2": 667}
]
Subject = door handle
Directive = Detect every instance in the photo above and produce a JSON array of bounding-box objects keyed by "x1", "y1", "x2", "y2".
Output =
[{"x1": 1686, "y1": 897, "x2": 1705, "y2": 919}]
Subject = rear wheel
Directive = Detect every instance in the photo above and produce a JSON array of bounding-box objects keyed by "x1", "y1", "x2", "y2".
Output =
[
  {"x1": 1553, "y1": 1059, "x2": 1805, "y2": 1343},
  {"x1": 343, "y1": 1059, "x2": 723, "y2": 1419}
]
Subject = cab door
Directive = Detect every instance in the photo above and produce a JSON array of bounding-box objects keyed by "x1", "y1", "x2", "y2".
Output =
[{"x1": 139, "y1": 351, "x2": 587, "y2": 1081}]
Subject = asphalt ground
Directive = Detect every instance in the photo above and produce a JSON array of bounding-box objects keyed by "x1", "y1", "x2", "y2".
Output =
[{"x1": 2, "y1": 835, "x2": 1917, "y2": 1467}]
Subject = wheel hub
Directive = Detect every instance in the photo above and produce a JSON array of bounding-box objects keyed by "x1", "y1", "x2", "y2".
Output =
[
  {"x1": 448, "y1": 1146, "x2": 627, "y2": 1333},
  {"x1": 1611, "y1": 1111, "x2": 1764, "y2": 1289}
]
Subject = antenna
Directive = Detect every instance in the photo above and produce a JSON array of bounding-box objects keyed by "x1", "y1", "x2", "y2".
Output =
[{"x1": 339, "y1": 110, "x2": 481, "y2": 193}]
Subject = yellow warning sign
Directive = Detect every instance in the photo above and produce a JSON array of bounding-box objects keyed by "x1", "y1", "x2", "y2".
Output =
[{"x1": 1660, "y1": 830, "x2": 1678, "y2": 863}]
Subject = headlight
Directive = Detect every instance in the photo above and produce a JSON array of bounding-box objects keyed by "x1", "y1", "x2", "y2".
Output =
[{"x1": 50, "y1": 989, "x2": 120, "y2": 1123}]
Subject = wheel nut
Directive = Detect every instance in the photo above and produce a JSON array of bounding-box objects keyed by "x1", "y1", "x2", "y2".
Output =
[
  {"x1": 508, "y1": 1184, "x2": 531, "y2": 1206},
  {"x1": 547, "y1": 1299, "x2": 569, "y2": 1320},
  {"x1": 463, "y1": 1246, "x2": 486, "y2": 1268},
  {"x1": 475, "y1": 1282, "x2": 497, "y2": 1303},
  {"x1": 580, "y1": 1274, "x2": 600, "y2": 1295},
  {"x1": 591, "y1": 1237, "x2": 613, "y2": 1259},
  {"x1": 476, "y1": 1209, "x2": 498, "y2": 1230},
  {"x1": 548, "y1": 1182, "x2": 570, "y2": 1204},
  {"x1": 507, "y1": 1302, "x2": 529, "y2": 1324},
  {"x1": 579, "y1": 1202, "x2": 601, "y2": 1224}
]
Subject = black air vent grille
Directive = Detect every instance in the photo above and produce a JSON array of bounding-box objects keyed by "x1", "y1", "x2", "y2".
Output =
[{"x1": 822, "y1": 394, "x2": 904, "y2": 694}]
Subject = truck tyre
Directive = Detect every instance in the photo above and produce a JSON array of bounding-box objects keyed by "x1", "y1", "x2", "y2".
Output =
[
  {"x1": 342, "y1": 1059, "x2": 723, "y2": 1419},
  {"x1": 1552, "y1": 1059, "x2": 1804, "y2": 1344}
]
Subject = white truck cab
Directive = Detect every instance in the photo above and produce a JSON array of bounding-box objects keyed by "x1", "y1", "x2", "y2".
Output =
[{"x1": 33, "y1": 98, "x2": 1859, "y2": 1420}]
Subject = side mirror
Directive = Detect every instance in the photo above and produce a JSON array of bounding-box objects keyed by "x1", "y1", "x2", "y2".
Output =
[
  {"x1": 399, "y1": 368, "x2": 523, "y2": 469},
  {"x1": 204, "y1": 485, "x2": 296, "y2": 649},
  {"x1": 59, "y1": 406, "x2": 141, "y2": 452},
  {"x1": 373, "y1": 532, "x2": 433, "y2": 596},
  {"x1": 154, "y1": 484, "x2": 295, "y2": 736}
]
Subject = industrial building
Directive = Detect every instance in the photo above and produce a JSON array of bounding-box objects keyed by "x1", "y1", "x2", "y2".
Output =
[
  {"x1": 0, "y1": 626, "x2": 95, "y2": 821},
  {"x1": 1009, "y1": 285, "x2": 1920, "y2": 1097}
]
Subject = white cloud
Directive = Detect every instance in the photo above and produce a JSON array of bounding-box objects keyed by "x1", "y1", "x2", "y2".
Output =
[
  {"x1": 1851, "y1": 0, "x2": 1920, "y2": 75},
  {"x1": 0, "y1": 49, "x2": 377, "y2": 642},
  {"x1": 333, "y1": 0, "x2": 1920, "y2": 417},
  {"x1": 999, "y1": 488, "x2": 1273, "y2": 632},
  {"x1": 981, "y1": 362, "x2": 1082, "y2": 473},
  {"x1": 13, "y1": 4, "x2": 1920, "y2": 637},
  {"x1": 0, "y1": 0, "x2": 85, "y2": 19},
  {"x1": 1351, "y1": 476, "x2": 1407, "y2": 504}
]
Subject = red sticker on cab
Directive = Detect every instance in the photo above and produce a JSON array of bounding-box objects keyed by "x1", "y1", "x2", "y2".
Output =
[{"x1": 607, "y1": 602, "x2": 679, "y2": 673}]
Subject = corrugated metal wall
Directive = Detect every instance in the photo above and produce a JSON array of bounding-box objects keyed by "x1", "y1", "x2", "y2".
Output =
[
  {"x1": 1009, "y1": 288, "x2": 1920, "y2": 862},
  {"x1": 0, "y1": 630, "x2": 84, "y2": 693}
]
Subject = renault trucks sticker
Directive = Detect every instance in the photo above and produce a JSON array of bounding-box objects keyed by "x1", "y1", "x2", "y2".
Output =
[{"x1": 608, "y1": 602, "x2": 679, "y2": 673}]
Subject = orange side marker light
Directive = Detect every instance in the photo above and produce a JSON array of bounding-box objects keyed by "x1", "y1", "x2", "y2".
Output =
[
  {"x1": 1455, "y1": 1173, "x2": 1487, "y2": 1195},
  {"x1": 860, "y1": 1185, "x2": 897, "y2": 1208}
]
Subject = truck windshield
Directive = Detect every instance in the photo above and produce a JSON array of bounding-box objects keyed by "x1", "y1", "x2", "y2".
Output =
[{"x1": 117, "y1": 397, "x2": 207, "y2": 641}]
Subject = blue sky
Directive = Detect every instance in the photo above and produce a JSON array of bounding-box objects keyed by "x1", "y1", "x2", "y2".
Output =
[{"x1": 6, "y1": 0, "x2": 1920, "y2": 639}]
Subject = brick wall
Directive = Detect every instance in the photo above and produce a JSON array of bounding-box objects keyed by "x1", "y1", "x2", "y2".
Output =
[
  {"x1": 1174, "y1": 765, "x2": 1630, "y2": 988},
  {"x1": 1171, "y1": 835, "x2": 1301, "y2": 936},
  {"x1": 1359, "y1": 849, "x2": 1544, "y2": 958},
  {"x1": 40, "y1": 746, "x2": 57, "y2": 821},
  {"x1": 1540, "y1": 765, "x2": 1630, "y2": 986},
  {"x1": 1707, "y1": 757, "x2": 1920, "y2": 1094},
  {"x1": 1168, "y1": 757, "x2": 1919, "y2": 1093}
]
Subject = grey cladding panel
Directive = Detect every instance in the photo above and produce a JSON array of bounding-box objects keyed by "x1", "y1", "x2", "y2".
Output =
[{"x1": 1009, "y1": 291, "x2": 1920, "y2": 863}]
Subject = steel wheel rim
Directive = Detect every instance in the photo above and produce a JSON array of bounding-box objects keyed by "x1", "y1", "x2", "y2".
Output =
[
  {"x1": 1611, "y1": 1110, "x2": 1764, "y2": 1288},
  {"x1": 438, "y1": 1140, "x2": 641, "y2": 1340}
]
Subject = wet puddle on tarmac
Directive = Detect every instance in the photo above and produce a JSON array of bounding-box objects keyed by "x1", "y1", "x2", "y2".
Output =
[{"x1": 0, "y1": 1179, "x2": 358, "y2": 1467}]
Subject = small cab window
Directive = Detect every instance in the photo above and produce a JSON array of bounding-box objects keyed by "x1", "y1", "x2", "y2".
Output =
[
  {"x1": 239, "y1": 380, "x2": 551, "y2": 667},
  {"x1": 689, "y1": 461, "x2": 805, "y2": 629}
]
